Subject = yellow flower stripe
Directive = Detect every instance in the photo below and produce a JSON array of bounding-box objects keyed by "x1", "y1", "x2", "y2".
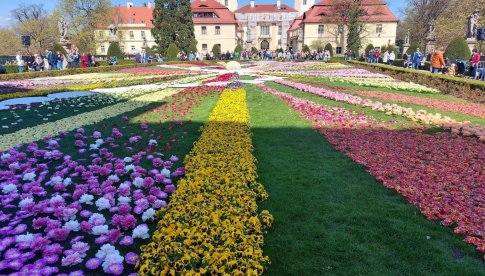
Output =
[
  {"x1": 138, "y1": 89, "x2": 273, "y2": 276},
  {"x1": 0, "y1": 88, "x2": 181, "y2": 151}
]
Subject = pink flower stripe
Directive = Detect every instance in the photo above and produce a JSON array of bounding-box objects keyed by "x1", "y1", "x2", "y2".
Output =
[
  {"x1": 274, "y1": 79, "x2": 485, "y2": 140},
  {"x1": 282, "y1": 69, "x2": 389, "y2": 78},
  {"x1": 258, "y1": 83, "x2": 485, "y2": 258}
]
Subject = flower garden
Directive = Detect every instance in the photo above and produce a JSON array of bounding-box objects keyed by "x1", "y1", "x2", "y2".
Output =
[{"x1": 0, "y1": 61, "x2": 483, "y2": 275}]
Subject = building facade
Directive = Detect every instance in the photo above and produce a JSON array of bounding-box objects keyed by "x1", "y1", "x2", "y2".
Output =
[
  {"x1": 288, "y1": 0, "x2": 398, "y2": 54},
  {"x1": 235, "y1": 0, "x2": 298, "y2": 51}
]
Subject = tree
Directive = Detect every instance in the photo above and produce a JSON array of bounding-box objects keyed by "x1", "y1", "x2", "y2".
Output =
[
  {"x1": 302, "y1": 44, "x2": 310, "y2": 53},
  {"x1": 188, "y1": 41, "x2": 198, "y2": 53},
  {"x1": 324, "y1": 43, "x2": 333, "y2": 56},
  {"x1": 365, "y1": 44, "x2": 374, "y2": 54},
  {"x1": 167, "y1": 42, "x2": 179, "y2": 60},
  {"x1": 57, "y1": 0, "x2": 112, "y2": 52},
  {"x1": 107, "y1": 42, "x2": 124, "y2": 59},
  {"x1": 381, "y1": 45, "x2": 388, "y2": 54},
  {"x1": 11, "y1": 4, "x2": 57, "y2": 52},
  {"x1": 234, "y1": 44, "x2": 243, "y2": 53},
  {"x1": 211, "y1": 44, "x2": 221, "y2": 58},
  {"x1": 152, "y1": 0, "x2": 196, "y2": 55},
  {"x1": 0, "y1": 28, "x2": 24, "y2": 55},
  {"x1": 406, "y1": 41, "x2": 421, "y2": 55},
  {"x1": 251, "y1": 47, "x2": 258, "y2": 54},
  {"x1": 52, "y1": 43, "x2": 68, "y2": 55},
  {"x1": 445, "y1": 37, "x2": 471, "y2": 61},
  {"x1": 310, "y1": 40, "x2": 324, "y2": 52}
]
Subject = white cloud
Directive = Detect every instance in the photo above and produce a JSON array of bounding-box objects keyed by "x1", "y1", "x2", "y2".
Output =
[{"x1": 0, "y1": 17, "x2": 14, "y2": 27}]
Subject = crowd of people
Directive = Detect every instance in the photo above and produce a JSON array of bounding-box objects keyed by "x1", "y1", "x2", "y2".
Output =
[
  {"x1": 12, "y1": 47, "x2": 100, "y2": 73},
  {"x1": 174, "y1": 49, "x2": 334, "y2": 61}
]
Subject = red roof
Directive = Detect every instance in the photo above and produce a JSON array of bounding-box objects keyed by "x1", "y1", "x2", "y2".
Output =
[
  {"x1": 235, "y1": 4, "x2": 297, "y2": 13},
  {"x1": 288, "y1": 15, "x2": 303, "y2": 31},
  {"x1": 111, "y1": 6, "x2": 155, "y2": 27},
  {"x1": 191, "y1": 0, "x2": 238, "y2": 24},
  {"x1": 302, "y1": 0, "x2": 398, "y2": 23}
]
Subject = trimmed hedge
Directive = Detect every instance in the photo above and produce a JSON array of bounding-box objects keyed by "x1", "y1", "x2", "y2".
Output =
[{"x1": 348, "y1": 60, "x2": 485, "y2": 103}]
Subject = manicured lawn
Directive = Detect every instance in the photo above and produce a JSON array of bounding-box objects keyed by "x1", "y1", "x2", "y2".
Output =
[{"x1": 246, "y1": 84, "x2": 485, "y2": 275}]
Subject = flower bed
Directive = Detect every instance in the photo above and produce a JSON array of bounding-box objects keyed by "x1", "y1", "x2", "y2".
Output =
[
  {"x1": 0, "y1": 84, "x2": 224, "y2": 275},
  {"x1": 258, "y1": 83, "x2": 485, "y2": 259},
  {"x1": 139, "y1": 89, "x2": 272, "y2": 275},
  {"x1": 274, "y1": 79, "x2": 485, "y2": 140}
]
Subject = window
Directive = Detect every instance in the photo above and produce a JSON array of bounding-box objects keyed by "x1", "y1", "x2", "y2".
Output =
[
  {"x1": 215, "y1": 26, "x2": 220, "y2": 35},
  {"x1": 131, "y1": 45, "x2": 135, "y2": 50},
  {"x1": 129, "y1": 31, "x2": 134, "y2": 39},
  {"x1": 261, "y1": 25, "x2": 270, "y2": 36},
  {"x1": 303, "y1": 0, "x2": 307, "y2": 4},
  {"x1": 337, "y1": 25, "x2": 344, "y2": 35},
  {"x1": 98, "y1": 31, "x2": 104, "y2": 38},
  {"x1": 202, "y1": 26, "x2": 207, "y2": 35},
  {"x1": 225, "y1": 0, "x2": 228, "y2": 6},
  {"x1": 336, "y1": 47, "x2": 342, "y2": 54},
  {"x1": 101, "y1": 46, "x2": 105, "y2": 53},
  {"x1": 120, "y1": 46, "x2": 125, "y2": 52},
  {"x1": 141, "y1": 20, "x2": 145, "y2": 24},
  {"x1": 129, "y1": 18, "x2": 135, "y2": 24},
  {"x1": 202, "y1": 44, "x2": 207, "y2": 51},
  {"x1": 277, "y1": 39, "x2": 281, "y2": 47},
  {"x1": 376, "y1": 24, "x2": 383, "y2": 34},
  {"x1": 318, "y1": 25, "x2": 324, "y2": 35},
  {"x1": 141, "y1": 31, "x2": 145, "y2": 38},
  {"x1": 278, "y1": 26, "x2": 282, "y2": 35}
]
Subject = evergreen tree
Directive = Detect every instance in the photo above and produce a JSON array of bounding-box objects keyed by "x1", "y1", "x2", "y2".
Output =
[
  {"x1": 251, "y1": 47, "x2": 258, "y2": 54},
  {"x1": 167, "y1": 43, "x2": 179, "y2": 60},
  {"x1": 152, "y1": 0, "x2": 196, "y2": 55},
  {"x1": 107, "y1": 42, "x2": 124, "y2": 59},
  {"x1": 211, "y1": 44, "x2": 221, "y2": 58},
  {"x1": 406, "y1": 42, "x2": 421, "y2": 55},
  {"x1": 52, "y1": 43, "x2": 67, "y2": 55},
  {"x1": 302, "y1": 44, "x2": 310, "y2": 53},
  {"x1": 324, "y1": 43, "x2": 333, "y2": 56},
  {"x1": 365, "y1": 44, "x2": 374, "y2": 54},
  {"x1": 234, "y1": 44, "x2": 243, "y2": 53},
  {"x1": 445, "y1": 37, "x2": 472, "y2": 61}
]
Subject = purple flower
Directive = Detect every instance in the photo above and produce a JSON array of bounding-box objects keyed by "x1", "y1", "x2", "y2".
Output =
[
  {"x1": 8, "y1": 259, "x2": 23, "y2": 270},
  {"x1": 43, "y1": 254, "x2": 59, "y2": 264},
  {"x1": 119, "y1": 236, "x2": 133, "y2": 246},
  {"x1": 61, "y1": 251, "x2": 82, "y2": 266},
  {"x1": 107, "y1": 263, "x2": 124, "y2": 275},
  {"x1": 42, "y1": 266, "x2": 59, "y2": 275},
  {"x1": 125, "y1": 252, "x2": 139, "y2": 265},
  {"x1": 4, "y1": 248, "x2": 21, "y2": 259},
  {"x1": 95, "y1": 235, "x2": 109, "y2": 244},
  {"x1": 69, "y1": 270, "x2": 84, "y2": 276},
  {"x1": 85, "y1": 258, "x2": 102, "y2": 269}
]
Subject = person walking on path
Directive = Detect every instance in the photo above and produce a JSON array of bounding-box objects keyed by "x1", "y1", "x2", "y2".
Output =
[
  {"x1": 412, "y1": 48, "x2": 423, "y2": 70},
  {"x1": 430, "y1": 47, "x2": 445, "y2": 74},
  {"x1": 469, "y1": 48, "x2": 480, "y2": 79}
]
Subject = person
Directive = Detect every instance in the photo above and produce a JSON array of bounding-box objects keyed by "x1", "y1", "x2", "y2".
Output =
[
  {"x1": 56, "y1": 51, "x2": 63, "y2": 70},
  {"x1": 188, "y1": 51, "x2": 194, "y2": 61},
  {"x1": 87, "y1": 53, "x2": 93, "y2": 67},
  {"x1": 447, "y1": 63, "x2": 456, "y2": 76},
  {"x1": 142, "y1": 50, "x2": 148, "y2": 63},
  {"x1": 375, "y1": 48, "x2": 380, "y2": 63},
  {"x1": 388, "y1": 51, "x2": 395, "y2": 65},
  {"x1": 67, "y1": 50, "x2": 74, "y2": 69},
  {"x1": 469, "y1": 48, "x2": 480, "y2": 79},
  {"x1": 26, "y1": 53, "x2": 35, "y2": 71},
  {"x1": 113, "y1": 55, "x2": 119, "y2": 65},
  {"x1": 35, "y1": 52, "x2": 44, "y2": 71},
  {"x1": 80, "y1": 53, "x2": 88, "y2": 68},
  {"x1": 16, "y1": 52, "x2": 24, "y2": 73},
  {"x1": 135, "y1": 52, "x2": 141, "y2": 63},
  {"x1": 430, "y1": 47, "x2": 445, "y2": 74},
  {"x1": 73, "y1": 49, "x2": 80, "y2": 68},
  {"x1": 382, "y1": 51, "x2": 389, "y2": 64},
  {"x1": 411, "y1": 48, "x2": 423, "y2": 70}
]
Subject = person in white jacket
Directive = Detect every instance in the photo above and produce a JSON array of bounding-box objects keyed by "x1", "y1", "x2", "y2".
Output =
[
  {"x1": 388, "y1": 51, "x2": 395, "y2": 65},
  {"x1": 16, "y1": 52, "x2": 24, "y2": 73}
]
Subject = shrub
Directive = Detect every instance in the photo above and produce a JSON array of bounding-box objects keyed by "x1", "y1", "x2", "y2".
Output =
[
  {"x1": 276, "y1": 48, "x2": 284, "y2": 53},
  {"x1": 107, "y1": 42, "x2": 124, "y2": 59},
  {"x1": 234, "y1": 44, "x2": 243, "y2": 53},
  {"x1": 380, "y1": 45, "x2": 387, "y2": 54},
  {"x1": 324, "y1": 43, "x2": 333, "y2": 56},
  {"x1": 302, "y1": 44, "x2": 310, "y2": 53},
  {"x1": 365, "y1": 44, "x2": 374, "y2": 54},
  {"x1": 51, "y1": 43, "x2": 67, "y2": 55},
  {"x1": 251, "y1": 47, "x2": 258, "y2": 54},
  {"x1": 445, "y1": 37, "x2": 471, "y2": 61},
  {"x1": 211, "y1": 44, "x2": 221, "y2": 58},
  {"x1": 167, "y1": 43, "x2": 179, "y2": 60},
  {"x1": 188, "y1": 41, "x2": 198, "y2": 54},
  {"x1": 406, "y1": 42, "x2": 421, "y2": 55}
]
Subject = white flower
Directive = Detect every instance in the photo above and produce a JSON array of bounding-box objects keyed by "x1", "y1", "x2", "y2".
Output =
[
  {"x1": 89, "y1": 144, "x2": 99, "y2": 151},
  {"x1": 124, "y1": 164, "x2": 135, "y2": 172},
  {"x1": 8, "y1": 162, "x2": 20, "y2": 171},
  {"x1": 79, "y1": 194, "x2": 94, "y2": 205},
  {"x1": 102, "y1": 251, "x2": 124, "y2": 271},
  {"x1": 23, "y1": 172, "x2": 36, "y2": 181},
  {"x1": 2, "y1": 184, "x2": 17, "y2": 194},
  {"x1": 108, "y1": 175, "x2": 120, "y2": 182},
  {"x1": 160, "y1": 168, "x2": 171, "y2": 178},
  {"x1": 1, "y1": 153, "x2": 11, "y2": 161},
  {"x1": 50, "y1": 176, "x2": 63, "y2": 184},
  {"x1": 148, "y1": 139, "x2": 157, "y2": 147},
  {"x1": 49, "y1": 195, "x2": 64, "y2": 203},
  {"x1": 48, "y1": 140, "x2": 58, "y2": 147},
  {"x1": 16, "y1": 232, "x2": 34, "y2": 243},
  {"x1": 95, "y1": 244, "x2": 116, "y2": 260},
  {"x1": 132, "y1": 224, "x2": 149, "y2": 239},
  {"x1": 95, "y1": 198, "x2": 111, "y2": 210},
  {"x1": 88, "y1": 213, "x2": 106, "y2": 225},
  {"x1": 123, "y1": 157, "x2": 132, "y2": 163},
  {"x1": 142, "y1": 208, "x2": 156, "y2": 222},
  {"x1": 18, "y1": 197, "x2": 34, "y2": 208},
  {"x1": 117, "y1": 196, "x2": 131, "y2": 205},
  {"x1": 92, "y1": 225, "x2": 109, "y2": 235},
  {"x1": 133, "y1": 177, "x2": 144, "y2": 188},
  {"x1": 63, "y1": 178, "x2": 72, "y2": 185},
  {"x1": 95, "y1": 139, "x2": 104, "y2": 146},
  {"x1": 63, "y1": 220, "x2": 80, "y2": 231}
]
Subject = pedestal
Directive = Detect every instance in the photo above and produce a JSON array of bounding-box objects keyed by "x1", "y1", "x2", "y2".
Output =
[
  {"x1": 465, "y1": 38, "x2": 477, "y2": 52},
  {"x1": 425, "y1": 38, "x2": 436, "y2": 56},
  {"x1": 402, "y1": 43, "x2": 410, "y2": 55},
  {"x1": 59, "y1": 39, "x2": 72, "y2": 52},
  {"x1": 108, "y1": 35, "x2": 120, "y2": 44}
]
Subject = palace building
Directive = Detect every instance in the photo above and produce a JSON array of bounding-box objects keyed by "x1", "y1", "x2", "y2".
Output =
[{"x1": 94, "y1": 0, "x2": 398, "y2": 55}]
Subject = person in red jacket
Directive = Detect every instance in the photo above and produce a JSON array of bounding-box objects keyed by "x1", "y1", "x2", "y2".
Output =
[
  {"x1": 80, "y1": 53, "x2": 89, "y2": 68},
  {"x1": 469, "y1": 48, "x2": 480, "y2": 79}
]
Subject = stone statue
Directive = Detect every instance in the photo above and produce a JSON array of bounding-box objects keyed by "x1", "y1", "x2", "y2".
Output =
[
  {"x1": 109, "y1": 24, "x2": 117, "y2": 36},
  {"x1": 404, "y1": 29, "x2": 410, "y2": 45},
  {"x1": 142, "y1": 33, "x2": 148, "y2": 49},
  {"x1": 58, "y1": 17, "x2": 68, "y2": 42},
  {"x1": 467, "y1": 9, "x2": 479, "y2": 38},
  {"x1": 426, "y1": 19, "x2": 436, "y2": 39}
]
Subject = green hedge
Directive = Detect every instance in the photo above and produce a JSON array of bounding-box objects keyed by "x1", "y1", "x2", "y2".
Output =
[{"x1": 348, "y1": 60, "x2": 485, "y2": 103}]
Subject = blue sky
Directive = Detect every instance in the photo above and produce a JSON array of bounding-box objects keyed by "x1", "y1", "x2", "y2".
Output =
[{"x1": 0, "y1": 0, "x2": 406, "y2": 27}]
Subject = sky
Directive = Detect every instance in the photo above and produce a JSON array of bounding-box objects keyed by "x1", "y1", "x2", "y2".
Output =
[{"x1": 0, "y1": 0, "x2": 407, "y2": 27}]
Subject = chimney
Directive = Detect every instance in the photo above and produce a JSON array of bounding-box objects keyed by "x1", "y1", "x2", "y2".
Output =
[
  {"x1": 147, "y1": 1, "x2": 152, "y2": 8},
  {"x1": 127, "y1": 2, "x2": 133, "y2": 9},
  {"x1": 250, "y1": 0, "x2": 255, "y2": 8},
  {"x1": 276, "y1": 0, "x2": 281, "y2": 9}
]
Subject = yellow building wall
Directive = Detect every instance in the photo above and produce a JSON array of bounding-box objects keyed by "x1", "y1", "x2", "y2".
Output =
[{"x1": 194, "y1": 24, "x2": 238, "y2": 54}]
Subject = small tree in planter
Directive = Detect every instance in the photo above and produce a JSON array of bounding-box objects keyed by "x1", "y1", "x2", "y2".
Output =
[
  {"x1": 365, "y1": 44, "x2": 374, "y2": 54},
  {"x1": 324, "y1": 43, "x2": 333, "y2": 56},
  {"x1": 211, "y1": 44, "x2": 221, "y2": 59},
  {"x1": 302, "y1": 44, "x2": 310, "y2": 53},
  {"x1": 166, "y1": 43, "x2": 179, "y2": 61},
  {"x1": 445, "y1": 37, "x2": 471, "y2": 62},
  {"x1": 107, "y1": 42, "x2": 124, "y2": 59}
]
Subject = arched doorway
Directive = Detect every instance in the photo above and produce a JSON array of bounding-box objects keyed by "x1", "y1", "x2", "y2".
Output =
[{"x1": 260, "y1": 40, "x2": 269, "y2": 50}]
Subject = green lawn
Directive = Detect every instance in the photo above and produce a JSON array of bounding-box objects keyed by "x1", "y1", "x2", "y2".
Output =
[{"x1": 246, "y1": 84, "x2": 485, "y2": 275}]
